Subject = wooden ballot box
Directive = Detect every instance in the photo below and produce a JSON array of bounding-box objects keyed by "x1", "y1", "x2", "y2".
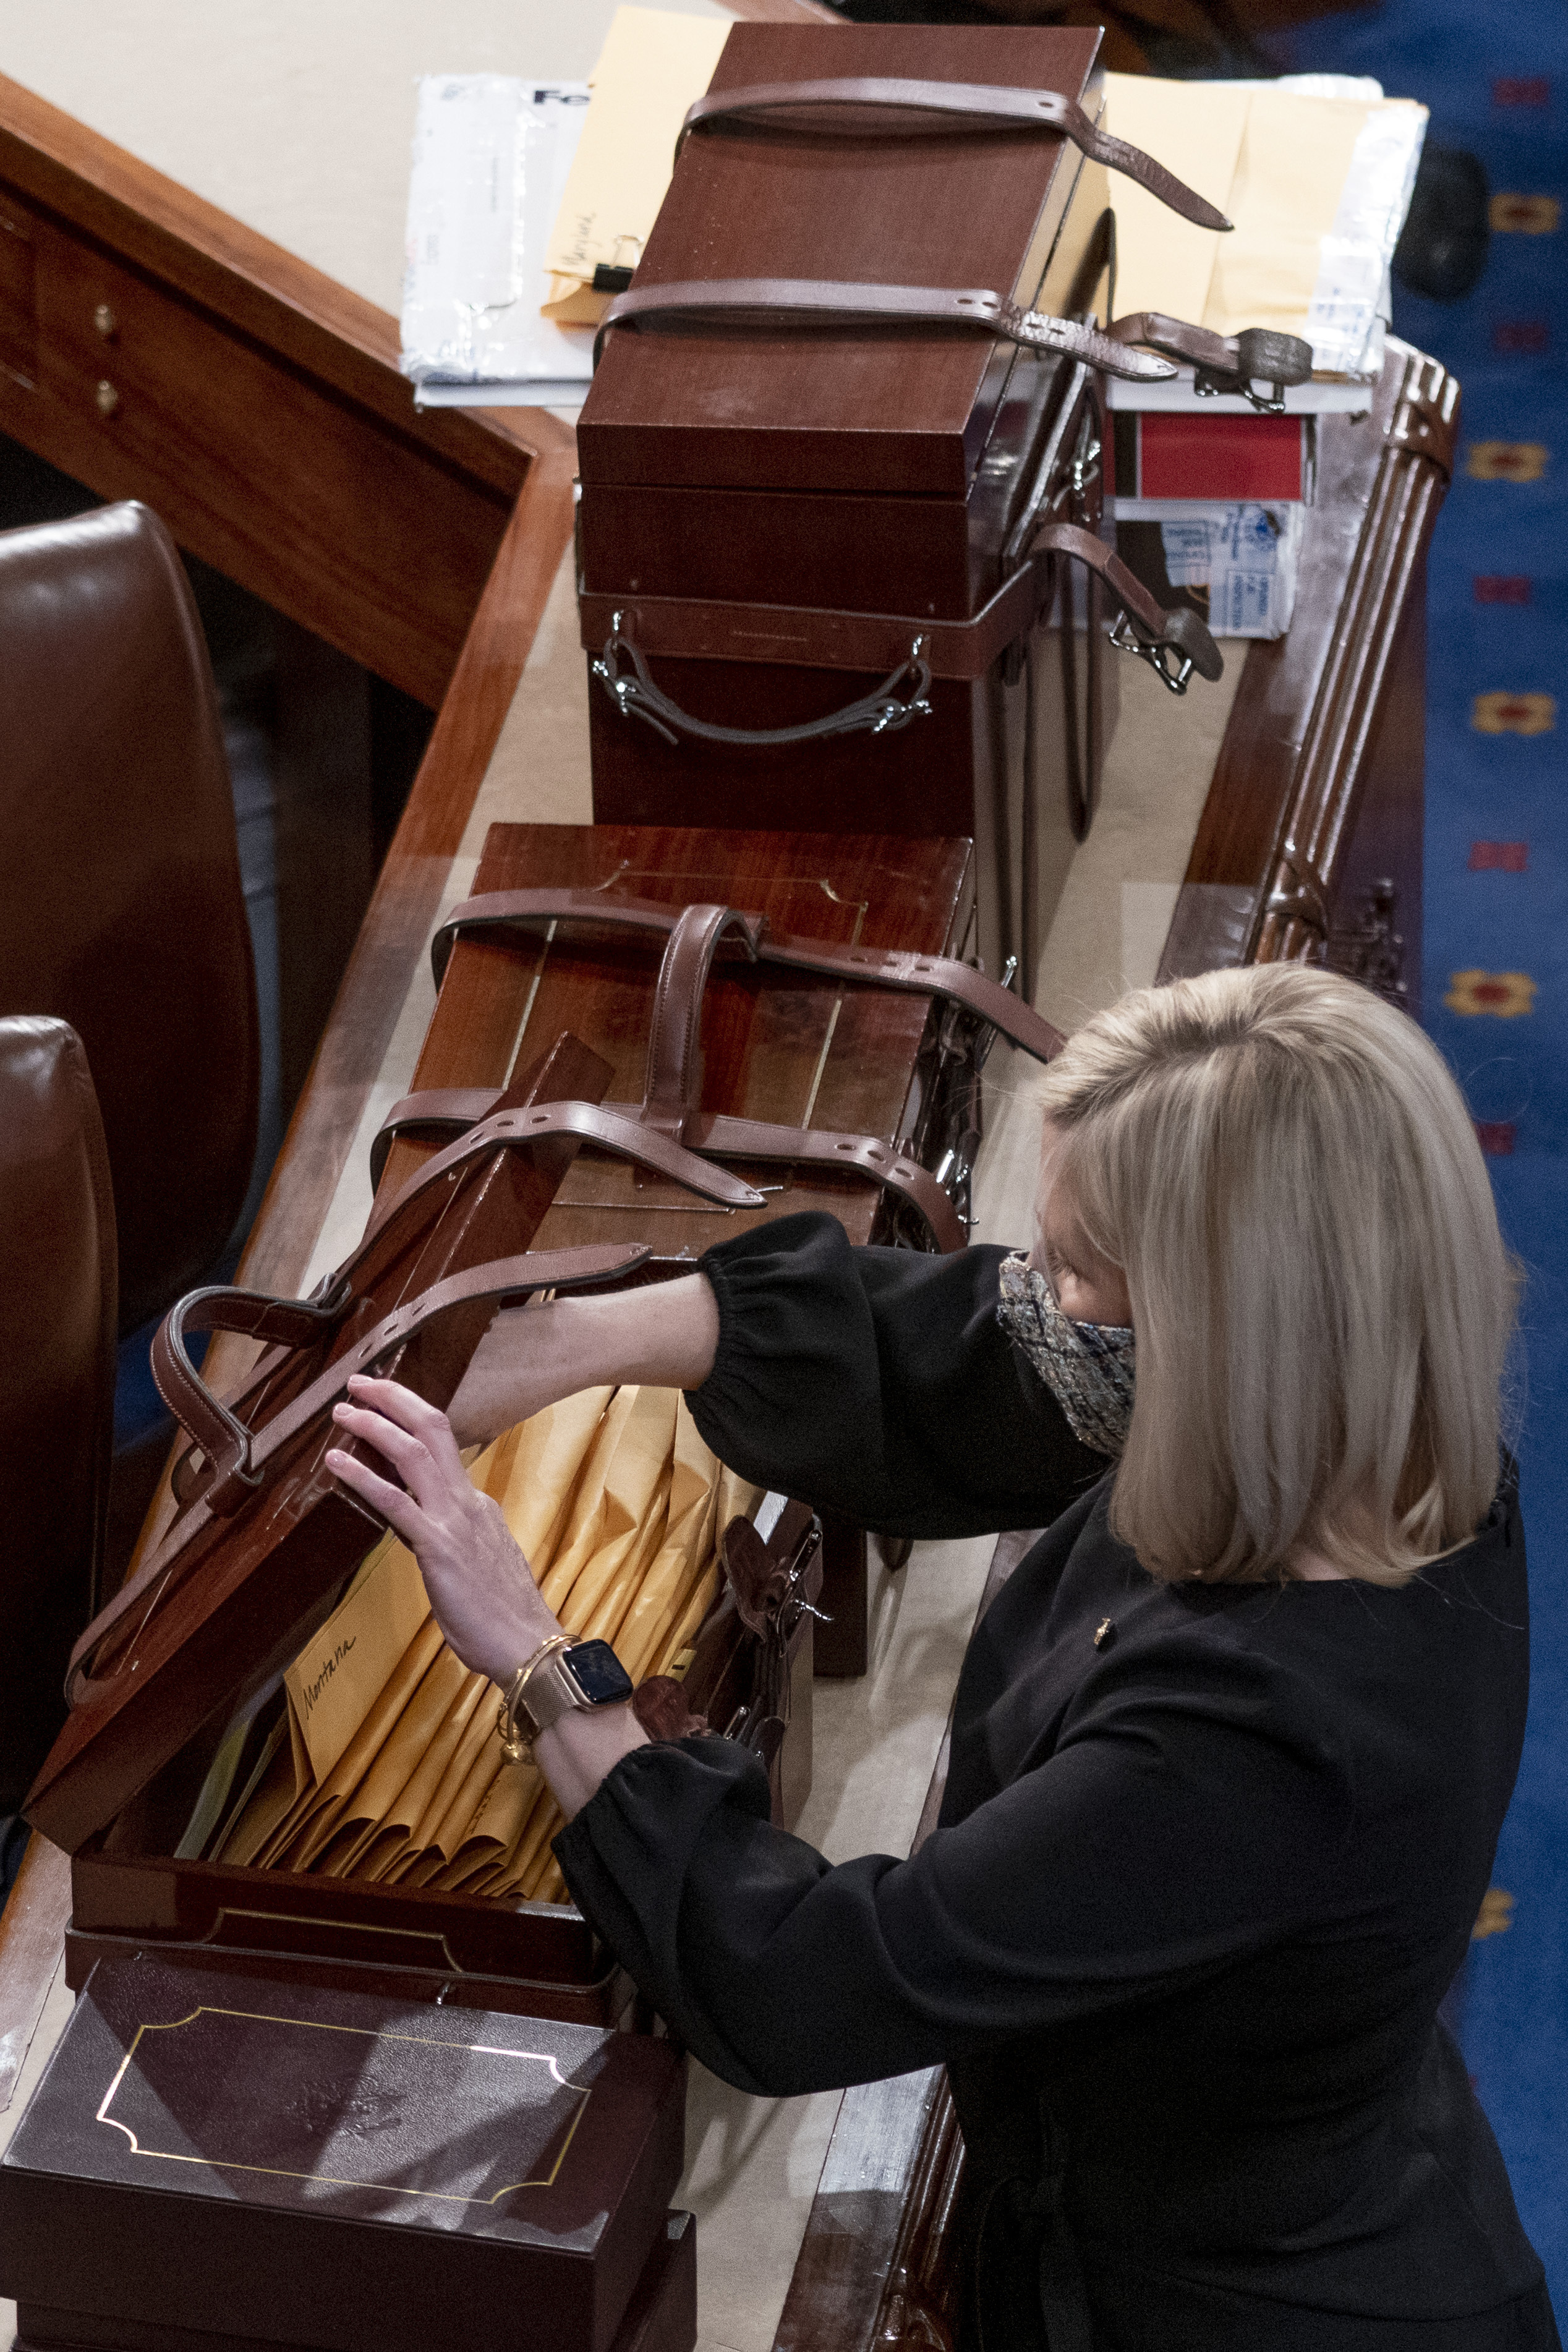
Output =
[
  {"x1": 0, "y1": 1956, "x2": 696, "y2": 2352},
  {"x1": 38, "y1": 1466, "x2": 820, "y2": 2027},
  {"x1": 577, "y1": 23, "x2": 1134, "y2": 976},
  {"x1": 381, "y1": 821, "x2": 987, "y2": 1676},
  {"x1": 25, "y1": 1007, "x2": 824, "y2": 2023}
]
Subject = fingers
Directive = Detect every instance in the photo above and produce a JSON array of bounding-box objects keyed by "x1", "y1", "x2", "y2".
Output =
[
  {"x1": 345, "y1": 1376, "x2": 468, "y2": 1479},
  {"x1": 331, "y1": 1391, "x2": 469, "y2": 1512},
  {"x1": 330, "y1": 1399, "x2": 433, "y2": 1491},
  {"x1": 325, "y1": 1446, "x2": 425, "y2": 1547}
]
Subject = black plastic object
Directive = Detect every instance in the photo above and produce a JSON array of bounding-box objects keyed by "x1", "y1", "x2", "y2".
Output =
[{"x1": 1394, "y1": 143, "x2": 1489, "y2": 302}]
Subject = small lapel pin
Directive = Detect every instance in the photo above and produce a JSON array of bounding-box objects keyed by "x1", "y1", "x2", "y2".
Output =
[{"x1": 1093, "y1": 1617, "x2": 1114, "y2": 1649}]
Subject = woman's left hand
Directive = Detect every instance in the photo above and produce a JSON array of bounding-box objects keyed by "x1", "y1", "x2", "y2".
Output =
[{"x1": 325, "y1": 1376, "x2": 557, "y2": 1687}]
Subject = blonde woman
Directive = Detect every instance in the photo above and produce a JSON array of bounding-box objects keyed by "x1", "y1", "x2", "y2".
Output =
[{"x1": 328, "y1": 965, "x2": 1557, "y2": 2352}]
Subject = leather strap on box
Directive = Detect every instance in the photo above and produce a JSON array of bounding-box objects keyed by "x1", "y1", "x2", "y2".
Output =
[
  {"x1": 386, "y1": 897, "x2": 1068, "y2": 1254},
  {"x1": 584, "y1": 529, "x2": 1221, "y2": 712},
  {"x1": 373, "y1": 1090, "x2": 969, "y2": 1255},
  {"x1": 1028, "y1": 521, "x2": 1224, "y2": 694},
  {"x1": 428, "y1": 889, "x2": 1066, "y2": 1060},
  {"x1": 161, "y1": 1093, "x2": 759, "y2": 1515},
  {"x1": 1104, "y1": 311, "x2": 1313, "y2": 413},
  {"x1": 577, "y1": 562, "x2": 1041, "y2": 684},
  {"x1": 69, "y1": 1241, "x2": 652, "y2": 1705},
  {"x1": 363, "y1": 1094, "x2": 765, "y2": 1238},
  {"x1": 595, "y1": 279, "x2": 1178, "y2": 384},
  {"x1": 676, "y1": 78, "x2": 1232, "y2": 232}
]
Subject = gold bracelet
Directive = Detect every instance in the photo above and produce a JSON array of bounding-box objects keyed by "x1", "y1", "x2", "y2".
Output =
[{"x1": 497, "y1": 1632, "x2": 573, "y2": 1764}]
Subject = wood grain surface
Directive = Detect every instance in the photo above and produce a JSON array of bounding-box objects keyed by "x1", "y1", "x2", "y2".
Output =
[
  {"x1": 0, "y1": 1836, "x2": 68, "y2": 2117},
  {"x1": 579, "y1": 22, "x2": 1101, "y2": 499},
  {"x1": 0, "y1": 71, "x2": 545, "y2": 705},
  {"x1": 381, "y1": 824, "x2": 974, "y2": 1257}
]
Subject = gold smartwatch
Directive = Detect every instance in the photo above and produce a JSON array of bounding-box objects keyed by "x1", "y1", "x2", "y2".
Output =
[{"x1": 498, "y1": 1635, "x2": 635, "y2": 1764}]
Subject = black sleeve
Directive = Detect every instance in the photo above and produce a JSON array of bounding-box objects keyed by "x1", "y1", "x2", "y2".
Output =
[
  {"x1": 685, "y1": 1212, "x2": 1108, "y2": 1540},
  {"x1": 555, "y1": 1655, "x2": 1352, "y2": 2099}
]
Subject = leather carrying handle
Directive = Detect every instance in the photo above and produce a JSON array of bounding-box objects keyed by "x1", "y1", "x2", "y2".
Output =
[
  {"x1": 1028, "y1": 521, "x2": 1224, "y2": 695},
  {"x1": 163, "y1": 1100, "x2": 764, "y2": 1514},
  {"x1": 70, "y1": 1242, "x2": 652, "y2": 1704},
  {"x1": 595, "y1": 279, "x2": 1177, "y2": 385},
  {"x1": 592, "y1": 616, "x2": 935, "y2": 749},
  {"x1": 1105, "y1": 311, "x2": 1313, "y2": 411},
  {"x1": 429, "y1": 888, "x2": 1066, "y2": 1063},
  {"x1": 643, "y1": 904, "x2": 762, "y2": 1137},
  {"x1": 154, "y1": 1285, "x2": 354, "y2": 1517},
  {"x1": 676, "y1": 78, "x2": 1232, "y2": 233},
  {"x1": 405, "y1": 892, "x2": 1072, "y2": 1255}
]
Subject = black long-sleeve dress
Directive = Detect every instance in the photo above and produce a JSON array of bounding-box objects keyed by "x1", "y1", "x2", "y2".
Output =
[{"x1": 555, "y1": 1214, "x2": 1557, "y2": 2351}]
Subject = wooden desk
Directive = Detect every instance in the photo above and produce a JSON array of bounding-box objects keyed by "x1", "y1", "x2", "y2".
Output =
[
  {"x1": 0, "y1": 73, "x2": 566, "y2": 711},
  {"x1": 0, "y1": 333, "x2": 1455, "y2": 2350}
]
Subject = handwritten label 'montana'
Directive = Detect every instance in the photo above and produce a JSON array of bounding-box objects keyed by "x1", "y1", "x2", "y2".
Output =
[{"x1": 284, "y1": 1542, "x2": 430, "y2": 1785}]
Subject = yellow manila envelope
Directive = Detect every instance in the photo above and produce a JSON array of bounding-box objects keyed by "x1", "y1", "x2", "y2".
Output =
[
  {"x1": 1102, "y1": 74, "x2": 1248, "y2": 328},
  {"x1": 616, "y1": 1399, "x2": 722, "y2": 1682},
  {"x1": 346, "y1": 1664, "x2": 492, "y2": 1885},
  {"x1": 394, "y1": 1701, "x2": 507, "y2": 1887},
  {"x1": 530, "y1": 1386, "x2": 637, "y2": 1604},
  {"x1": 317, "y1": 1645, "x2": 473, "y2": 1880},
  {"x1": 484, "y1": 1384, "x2": 615, "y2": 1576},
  {"x1": 284, "y1": 1532, "x2": 432, "y2": 1786},
  {"x1": 262, "y1": 1616, "x2": 448, "y2": 1873},
  {"x1": 542, "y1": 6, "x2": 730, "y2": 322},
  {"x1": 1103, "y1": 75, "x2": 1426, "y2": 373},
  {"x1": 434, "y1": 1755, "x2": 547, "y2": 1893},
  {"x1": 557, "y1": 1387, "x2": 678, "y2": 1632},
  {"x1": 1203, "y1": 88, "x2": 1372, "y2": 343}
]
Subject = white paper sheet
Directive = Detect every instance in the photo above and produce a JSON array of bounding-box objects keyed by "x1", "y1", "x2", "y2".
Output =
[{"x1": 400, "y1": 75, "x2": 594, "y2": 392}]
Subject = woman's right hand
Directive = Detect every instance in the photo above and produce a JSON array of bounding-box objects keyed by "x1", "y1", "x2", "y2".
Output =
[
  {"x1": 326, "y1": 1377, "x2": 559, "y2": 1684},
  {"x1": 446, "y1": 1270, "x2": 722, "y2": 1448}
]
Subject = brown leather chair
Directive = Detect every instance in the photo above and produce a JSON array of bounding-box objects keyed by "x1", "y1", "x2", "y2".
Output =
[
  {"x1": 0, "y1": 1018, "x2": 116, "y2": 1813},
  {"x1": 0, "y1": 502, "x2": 260, "y2": 1334}
]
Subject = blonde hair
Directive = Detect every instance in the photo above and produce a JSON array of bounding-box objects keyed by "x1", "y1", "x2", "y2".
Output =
[{"x1": 1037, "y1": 964, "x2": 1513, "y2": 1587}]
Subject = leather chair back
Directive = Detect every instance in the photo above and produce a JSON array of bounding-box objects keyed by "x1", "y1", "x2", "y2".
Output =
[
  {"x1": 0, "y1": 1018, "x2": 116, "y2": 1810},
  {"x1": 0, "y1": 503, "x2": 260, "y2": 1333}
]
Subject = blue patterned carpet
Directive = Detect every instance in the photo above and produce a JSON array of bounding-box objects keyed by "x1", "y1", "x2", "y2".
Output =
[{"x1": 1267, "y1": 0, "x2": 1568, "y2": 2306}]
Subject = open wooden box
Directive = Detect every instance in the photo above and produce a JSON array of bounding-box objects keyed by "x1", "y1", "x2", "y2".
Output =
[
  {"x1": 397, "y1": 822, "x2": 981, "y2": 1677},
  {"x1": 48, "y1": 1489, "x2": 821, "y2": 2021},
  {"x1": 31, "y1": 821, "x2": 987, "y2": 2014}
]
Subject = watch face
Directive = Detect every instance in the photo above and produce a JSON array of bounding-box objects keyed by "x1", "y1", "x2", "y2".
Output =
[{"x1": 565, "y1": 1640, "x2": 634, "y2": 1706}]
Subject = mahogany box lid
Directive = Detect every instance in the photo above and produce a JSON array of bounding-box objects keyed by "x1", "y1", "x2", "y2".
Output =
[
  {"x1": 577, "y1": 22, "x2": 1102, "y2": 501},
  {"x1": 0, "y1": 1956, "x2": 686, "y2": 2352},
  {"x1": 391, "y1": 822, "x2": 975, "y2": 1263}
]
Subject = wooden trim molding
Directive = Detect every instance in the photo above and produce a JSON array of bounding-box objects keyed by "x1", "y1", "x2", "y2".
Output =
[
  {"x1": 1158, "y1": 340, "x2": 1457, "y2": 1003},
  {"x1": 0, "y1": 70, "x2": 556, "y2": 707},
  {"x1": 773, "y1": 1529, "x2": 1037, "y2": 2352},
  {"x1": 238, "y1": 430, "x2": 578, "y2": 1306},
  {"x1": 0, "y1": 1836, "x2": 69, "y2": 2115}
]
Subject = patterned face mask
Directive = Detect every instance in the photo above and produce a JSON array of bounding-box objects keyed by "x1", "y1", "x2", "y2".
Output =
[{"x1": 996, "y1": 1253, "x2": 1136, "y2": 1458}]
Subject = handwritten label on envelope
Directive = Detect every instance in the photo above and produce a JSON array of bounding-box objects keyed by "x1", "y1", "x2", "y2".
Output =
[{"x1": 284, "y1": 1536, "x2": 432, "y2": 1785}]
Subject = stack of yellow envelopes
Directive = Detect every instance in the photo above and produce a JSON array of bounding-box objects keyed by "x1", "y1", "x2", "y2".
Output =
[{"x1": 211, "y1": 1388, "x2": 756, "y2": 1908}]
